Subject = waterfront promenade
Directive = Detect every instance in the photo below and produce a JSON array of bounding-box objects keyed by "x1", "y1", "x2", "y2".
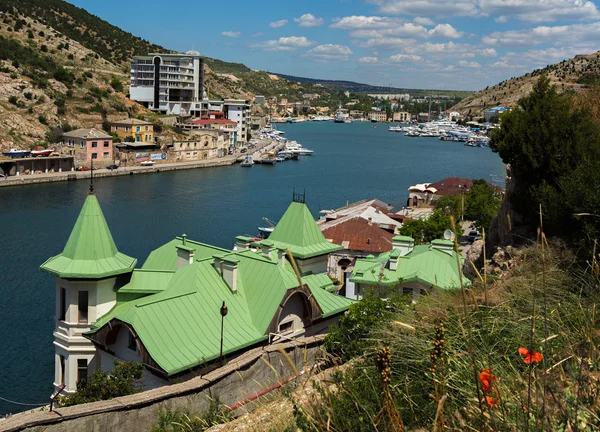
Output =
[{"x1": 0, "y1": 139, "x2": 283, "y2": 188}]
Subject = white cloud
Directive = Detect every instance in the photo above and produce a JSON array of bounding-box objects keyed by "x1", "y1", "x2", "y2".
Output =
[
  {"x1": 252, "y1": 32, "x2": 264, "y2": 38},
  {"x1": 358, "y1": 56, "x2": 380, "y2": 63},
  {"x1": 330, "y1": 15, "x2": 401, "y2": 29},
  {"x1": 270, "y1": 19, "x2": 288, "y2": 28},
  {"x1": 495, "y1": 16, "x2": 508, "y2": 23},
  {"x1": 294, "y1": 13, "x2": 324, "y2": 28},
  {"x1": 483, "y1": 22, "x2": 600, "y2": 48},
  {"x1": 479, "y1": 48, "x2": 498, "y2": 57},
  {"x1": 428, "y1": 23, "x2": 463, "y2": 39},
  {"x1": 414, "y1": 16, "x2": 434, "y2": 25},
  {"x1": 390, "y1": 53, "x2": 423, "y2": 62},
  {"x1": 221, "y1": 31, "x2": 241, "y2": 38},
  {"x1": 252, "y1": 36, "x2": 313, "y2": 52},
  {"x1": 368, "y1": 0, "x2": 600, "y2": 22},
  {"x1": 304, "y1": 44, "x2": 353, "y2": 61},
  {"x1": 457, "y1": 60, "x2": 481, "y2": 68}
]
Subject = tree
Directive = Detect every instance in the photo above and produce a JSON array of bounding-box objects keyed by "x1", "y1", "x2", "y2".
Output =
[
  {"x1": 490, "y1": 75, "x2": 600, "y2": 240},
  {"x1": 110, "y1": 77, "x2": 123, "y2": 93},
  {"x1": 435, "y1": 195, "x2": 462, "y2": 218},
  {"x1": 399, "y1": 210, "x2": 452, "y2": 244},
  {"x1": 464, "y1": 180, "x2": 503, "y2": 231}
]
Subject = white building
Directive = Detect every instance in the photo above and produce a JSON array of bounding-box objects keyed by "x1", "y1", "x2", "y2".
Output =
[{"x1": 130, "y1": 51, "x2": 205, "y2": 116}]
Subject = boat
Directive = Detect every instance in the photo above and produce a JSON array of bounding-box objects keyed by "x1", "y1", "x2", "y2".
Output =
[
  {"x1": 31, "y1": 149, "x2": 54, "y2": 157},
  {"x1": 240, "y1": 155, "x2": 254, "y2": 167},
  {"x1": 261, "y1": 152, "x2": 278, "y2": 164},
  {"x1": 334, "y1": 103, "x2": 349, "y2": 123},
  {"x1": 2, "y1": 148, "x2": 31, "y2": 158},
  {"x1": 140, "y1": 161, "x2": 155, "y2": 166},
  {"x1": 258, "y1": 216, "x2": 276, "y2": 238},
  {"x1": 344, "y1": 118, "x2": 353, "y2": 124}
]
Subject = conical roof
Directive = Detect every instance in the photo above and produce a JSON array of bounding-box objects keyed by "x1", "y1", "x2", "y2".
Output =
[
  {"x1": 265, "y1": 202, "x2": 343, "y2": 259},
  {"x1": 41, "y1": 194, "x2": 137, "y2": 279}
]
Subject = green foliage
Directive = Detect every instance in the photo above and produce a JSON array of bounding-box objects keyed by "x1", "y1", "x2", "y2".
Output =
[
  {"x1": 58, "y1": 361, "x2": 144, "y2": 407},
  {"x1": 38, "y1": 114, "x2": 47, "y2": 124},
  {"x1": 123, "y1": 135, "x2": 136, "y2": 143},
  {"x1": 464, "y1": 180, "x2": 503, "y2": 231},
  {"x1": 435, "y1": 194, "x2": 462, "y2": 217},
  {"x1": 151, "y1": 397, "x2": 232, "y2": 432},
  {"x1": 101, "y1": 118, "x2": 111, "y2": 133},
  {"x1": 110, "y1": 77, "x2": 123, "y2": 93},
  {"x1": 490, "y1": 75, "x2": 600, "y2": 245},
  {"x1": 399, "y1": 210, "x2": 452, "y2": 244},
  {"x1": 8, "y1": 95, "x2": 17, "y2": 105},
  {"x1": 53, "y1": 66, "x2": 75, "y2": 86},
  {"x1": 324, "y1": 294, "x2": 405, "y2": 361}
]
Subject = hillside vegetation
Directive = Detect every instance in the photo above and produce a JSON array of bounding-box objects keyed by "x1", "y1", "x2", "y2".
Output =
[{"x1": 453, "y1": 51, "x2": 600, "y2": 116}]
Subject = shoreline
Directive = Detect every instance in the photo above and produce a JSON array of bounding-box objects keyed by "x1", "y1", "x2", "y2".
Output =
[{"x1": 0, "y1": 139, "x2": 283, "y2": 189}]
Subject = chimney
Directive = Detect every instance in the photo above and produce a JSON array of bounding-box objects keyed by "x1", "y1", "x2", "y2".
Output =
[
  {"x1": 276, "y1": 247, "x2": 287, "y2": 267},
  {"x1": 368, "y1": 217, "x2": 373, "y2": 226},
  {"x1": 430, "y1": 239, "x2": 454, "y2": 256},
  {"x1": 234, "y1": 235, "x2": 253, "y2": 251},
  {"x1": 388, "y1": 249, "x2": 400, "y2": 270},
  {"x1": 392, "y1": 235, "x2": 414, "y2": 257},
  {"x1": 176, "y1": 234, "x2": 195, "y2": 268},
  {"x1": 260, "y1": 240, "x2": 275, "y2": 260},
  {"x1": 214, "y1": 254, "x2": 239, "y2": 293}
]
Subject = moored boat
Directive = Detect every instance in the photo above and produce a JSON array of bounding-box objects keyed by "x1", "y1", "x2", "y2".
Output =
[
  {"x1": 31, "y1": 149, "x2": 54, "y2": 157},
  {"x1": 2, "y1": 148, "x2": 31, "y2": 158},
  {"x1": 240, "y1": 155, "x2": 254, "y2": 167},
  {"x1": 140, "y1": 160, "x2": 155, "y2": 166}
]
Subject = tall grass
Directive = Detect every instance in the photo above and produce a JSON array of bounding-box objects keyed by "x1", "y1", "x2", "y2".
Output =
[{"x1": 291, "y1": 242, "x2": 600, "y2": 431}]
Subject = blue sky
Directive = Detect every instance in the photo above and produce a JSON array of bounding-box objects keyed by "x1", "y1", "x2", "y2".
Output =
[{"x1": 71, "y1": 0, "x2": 600, "y2": 90}]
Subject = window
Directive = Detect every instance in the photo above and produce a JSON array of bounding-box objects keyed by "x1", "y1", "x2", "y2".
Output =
[
  {"x1": 78, "y1": 291, "x2": 88, "y2": 323},
  {"x1": 91, "y1": 142, "x2": 98, "y2": 148},
  {"x1": 59, "y1": 287, "x2": 66, "y2": 321},
  {"x1": 77, "y1": 359, "x2": 87, "y2": 383},
  {"x1": 91, "y1": 153, "x2": 98, "y2": 159},
  {"x1": 145, "y1": 126, "x2": 149, "y2": 131},
  {"x1": 125, "y1": 127, "x2": 129, "y2": 132},
  {"x1": 103, "y1": 152, "x2": 109, "y2": 159},
  {"x1": 136, "y1": 126, "x2": 141, "y2": 132},
  {"x1": 59, "y1": 356, "x2": 65, "y2": 385},
  {"x1": 103, "y1": 141, "x2": 109, "y2": 147},
  {"x1": 278, "y1": 321, "x2": 293, "y2": 334},
  {"x1": 80, "y1": 141, "x2": 85, "y2": 149},
  {"x1": 402, "y1": 287, "x2": 413, "y2": 296},
  {"x1": 136, "y1": 135, "x2": 141, "y2": 142},
  {"x1": 127, "y1": 332, "x2": 137, "y2": 351}
]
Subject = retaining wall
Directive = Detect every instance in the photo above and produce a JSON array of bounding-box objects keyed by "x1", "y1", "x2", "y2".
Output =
[{"x1": 0, "y1": 336, "x2": 325, "y2": 432}]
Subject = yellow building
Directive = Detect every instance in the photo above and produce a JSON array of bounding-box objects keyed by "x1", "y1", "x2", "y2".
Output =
[{"x1": 111, "y1": 119, "x2": 154, "y2": 143}]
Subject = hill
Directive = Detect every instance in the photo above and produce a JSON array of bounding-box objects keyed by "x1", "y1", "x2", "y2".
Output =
[
  {"x1": 271, "y1": 72, "x2": 473, "y2": 99},
  {"x1": 452, "y1": 51, "x2": 600, "y2": 116}
]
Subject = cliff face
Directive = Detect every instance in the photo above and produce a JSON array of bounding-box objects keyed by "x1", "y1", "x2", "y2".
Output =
[{"x1": 451, "y1": 51, "x2": 600, "y2": 117}]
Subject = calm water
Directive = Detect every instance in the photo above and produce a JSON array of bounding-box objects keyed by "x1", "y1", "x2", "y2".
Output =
[{"x1": 0, "y1": 121, "x2": 504, "y2": 415}]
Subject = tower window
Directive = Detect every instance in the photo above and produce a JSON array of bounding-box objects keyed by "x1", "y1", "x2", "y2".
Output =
[
  {"x1": 78, "y1": 291, "x2": 88, "y2": 323},
  {"x1": 59, "y1": 287, "x2": 66, "y2": 321},
  {"x1": 59, "y1": 355, "x2": 65, "y2": 385},
  {"x1": 77, "y1": 359, "x2": 88, "y2": 383}
]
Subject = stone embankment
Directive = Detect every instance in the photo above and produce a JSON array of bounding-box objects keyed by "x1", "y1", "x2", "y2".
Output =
[{"x1": 0, "y1": 140, "x2": 279, "y2": 188}]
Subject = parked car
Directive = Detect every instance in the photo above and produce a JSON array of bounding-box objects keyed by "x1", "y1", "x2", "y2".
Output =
[
  {"x1": 467, "y1": 231, "x2": 482, "y2": 242},
  {"x1": 107, "y1": 164, "x2": 119, "y2": 170},
  {"x1": 240, "y1": 148, "x2": 248, "y2": 153}
]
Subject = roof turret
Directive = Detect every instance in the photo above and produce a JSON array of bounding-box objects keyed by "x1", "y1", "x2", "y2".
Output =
[
  {"x1": 265, "y1": 201, "x2": 343, "y2": 259},
  {"x1": 40, "y1": 194, "x2": 136, "y2": 279}
]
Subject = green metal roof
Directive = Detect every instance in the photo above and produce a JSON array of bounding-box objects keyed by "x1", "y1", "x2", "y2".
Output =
[
  {"x1": 350, "y1": 242, "x2": 470, "y2": 291},
  {"x1": 265, "y1": 202, "x2": 343, "y2": 259},
  {"x1": 89, "y1": 239, "x2": 354, "y2": 376},
  {"x1": 392, "y1": 235, "x2": 414, "y2": 242},
  {"x1": 142, "y1": 237, "x2": 230, "y2": 271},
  {"x1": 40, "y1": 194, "x2": 137, "y2": 279}
]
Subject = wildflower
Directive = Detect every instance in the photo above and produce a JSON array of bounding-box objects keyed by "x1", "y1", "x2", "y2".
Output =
[
  {"x1": 518, "y1": 347, "x2": 543, "y2": 364},
  {"x1": 486, "y1": 395, "x2": 498, "y2": 408},
  {"x1": 479, "y1": 369, "x2": 498, "y2": 393}
]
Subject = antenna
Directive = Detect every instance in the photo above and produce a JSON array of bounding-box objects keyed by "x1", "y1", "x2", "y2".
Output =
[
  {"x1": 443, "y1": 229, "x2": 455, "y2": 242},
  {"x1": 89, "y1": 159, "x2": 94, "y2": 194}
]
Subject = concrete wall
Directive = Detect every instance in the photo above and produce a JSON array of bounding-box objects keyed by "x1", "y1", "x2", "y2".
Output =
[{"x1": 0, "y1": 337, "x2": 325, "y2": 432}]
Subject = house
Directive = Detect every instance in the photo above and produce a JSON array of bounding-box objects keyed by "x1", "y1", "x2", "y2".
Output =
[
  {"x1": 368, "y1": 111, "x2": 387, "y2": 122},
  {"x1": 169, "y1": 130, "x2": 229, "y2": 160},
  {"x1": 407, "y1": 177, "x2": 495, "y2": 207},
  {"x1": 418, "y1": 113, "x2": 430, "y2": 123},
  {"x1": 61, "y1": 128, "x2": 113, "y2": 164},
  {"x1": 484, "y1": 106, "x2": 508, "y2": 122},
  {"x1": 393, "y1": 112, "x2": 411, "y2": 122},
  {"x1": 180, "y1": 118, "x2": 238, "y2": 147},
  {"x1": 348, "y1": 236, "x2": 469, "y2": 301},
  {"x1": 111, "y1": 119, "x2": 154, "y2": 143},
  {"x1": 41, "y1": 191, "x2": 353, "y2": 395}
]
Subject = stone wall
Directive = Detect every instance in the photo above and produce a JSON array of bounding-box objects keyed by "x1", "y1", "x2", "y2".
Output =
[{"x1": 0, "y1": 336, "x2": 325, "y2": 432}]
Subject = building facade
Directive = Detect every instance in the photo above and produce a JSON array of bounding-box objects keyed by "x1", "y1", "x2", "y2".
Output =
[
  {"x1": 393, "y1": 112, "x2": 411, "y2": 122},
  {"x1": 368, "y1": 111, "x2": 387, "y2": 122},
  {"x1": 61, "y1": 128, "x2": 113, "y2": 164},
  {"x1": 130, "y1": 51, "x2": 205, "y2": 116},
  {"x1": 111, "y1": 119, "x2": 154, "y2": 143},
  {"x1": 170, "y1": 130, "x2": 229, "y2": 160}
]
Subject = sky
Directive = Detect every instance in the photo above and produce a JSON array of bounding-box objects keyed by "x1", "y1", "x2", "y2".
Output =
[{"x1": 70, "y1": 0, "x2": 600, "y2": 91}]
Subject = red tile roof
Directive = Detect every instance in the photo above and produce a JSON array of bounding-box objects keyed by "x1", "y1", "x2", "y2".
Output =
[
  {"x1": 428, "y1": 177, "x2": 473, "y2": 196},
  {"x1": 321, "y1": 217, "x2": 394, "y2": 253}
]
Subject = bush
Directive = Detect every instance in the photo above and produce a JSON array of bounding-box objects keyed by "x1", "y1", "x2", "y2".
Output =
[
  {"x1": 40, "y1": 44, "x2": 48, "y2": 52},
  {"x1": 151, "y1": 398, "x2": 232, "y2": 432},
  {"x1": 399, "y1": 210, "x2": 452, "y2": 244},
  {"x1": 110, "y1": 77, "x2": 123, "y2": 92},
  {"x1": 38, "y1": 115, "x2": 47, "y2": 125},
  {"x1": 58, "y1": 361, "x2": 144, "y2": 407},
  {"x1": 53, "y1": 67, "x2": 75, "y2": 86},
  {"x1": 8, "y1": 95, "x2": 18, "y2": 105}
]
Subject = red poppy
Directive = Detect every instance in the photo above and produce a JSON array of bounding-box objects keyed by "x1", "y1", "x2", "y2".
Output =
[
  {"x1": 486, "y1": 395, "x2": 498, "y2": 408},
  {"x1": 518, "y1": 347, "x2": 543, "y2": 364},
  {"x1": 479, "y1": 369, "x2": 498, "y2": 393}
]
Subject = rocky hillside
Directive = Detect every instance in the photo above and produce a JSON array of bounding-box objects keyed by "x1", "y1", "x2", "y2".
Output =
[{"x1": 452, "y1": 51, "x2": 600, "y2": 116}]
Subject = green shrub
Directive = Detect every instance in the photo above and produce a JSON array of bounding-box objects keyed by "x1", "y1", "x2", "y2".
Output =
[
  {"x1": 58, "y1": 361, "x2": 144, "y2": 407},
  {"x1": 38, "y1": 115, "x2": 47, "y2": 124},
  {"x1": 8, "y1": 95, "x2": 18, "y2": 105},
  {"x1": 151, "y1": 397, "x2": 231, "y2": 432}
]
